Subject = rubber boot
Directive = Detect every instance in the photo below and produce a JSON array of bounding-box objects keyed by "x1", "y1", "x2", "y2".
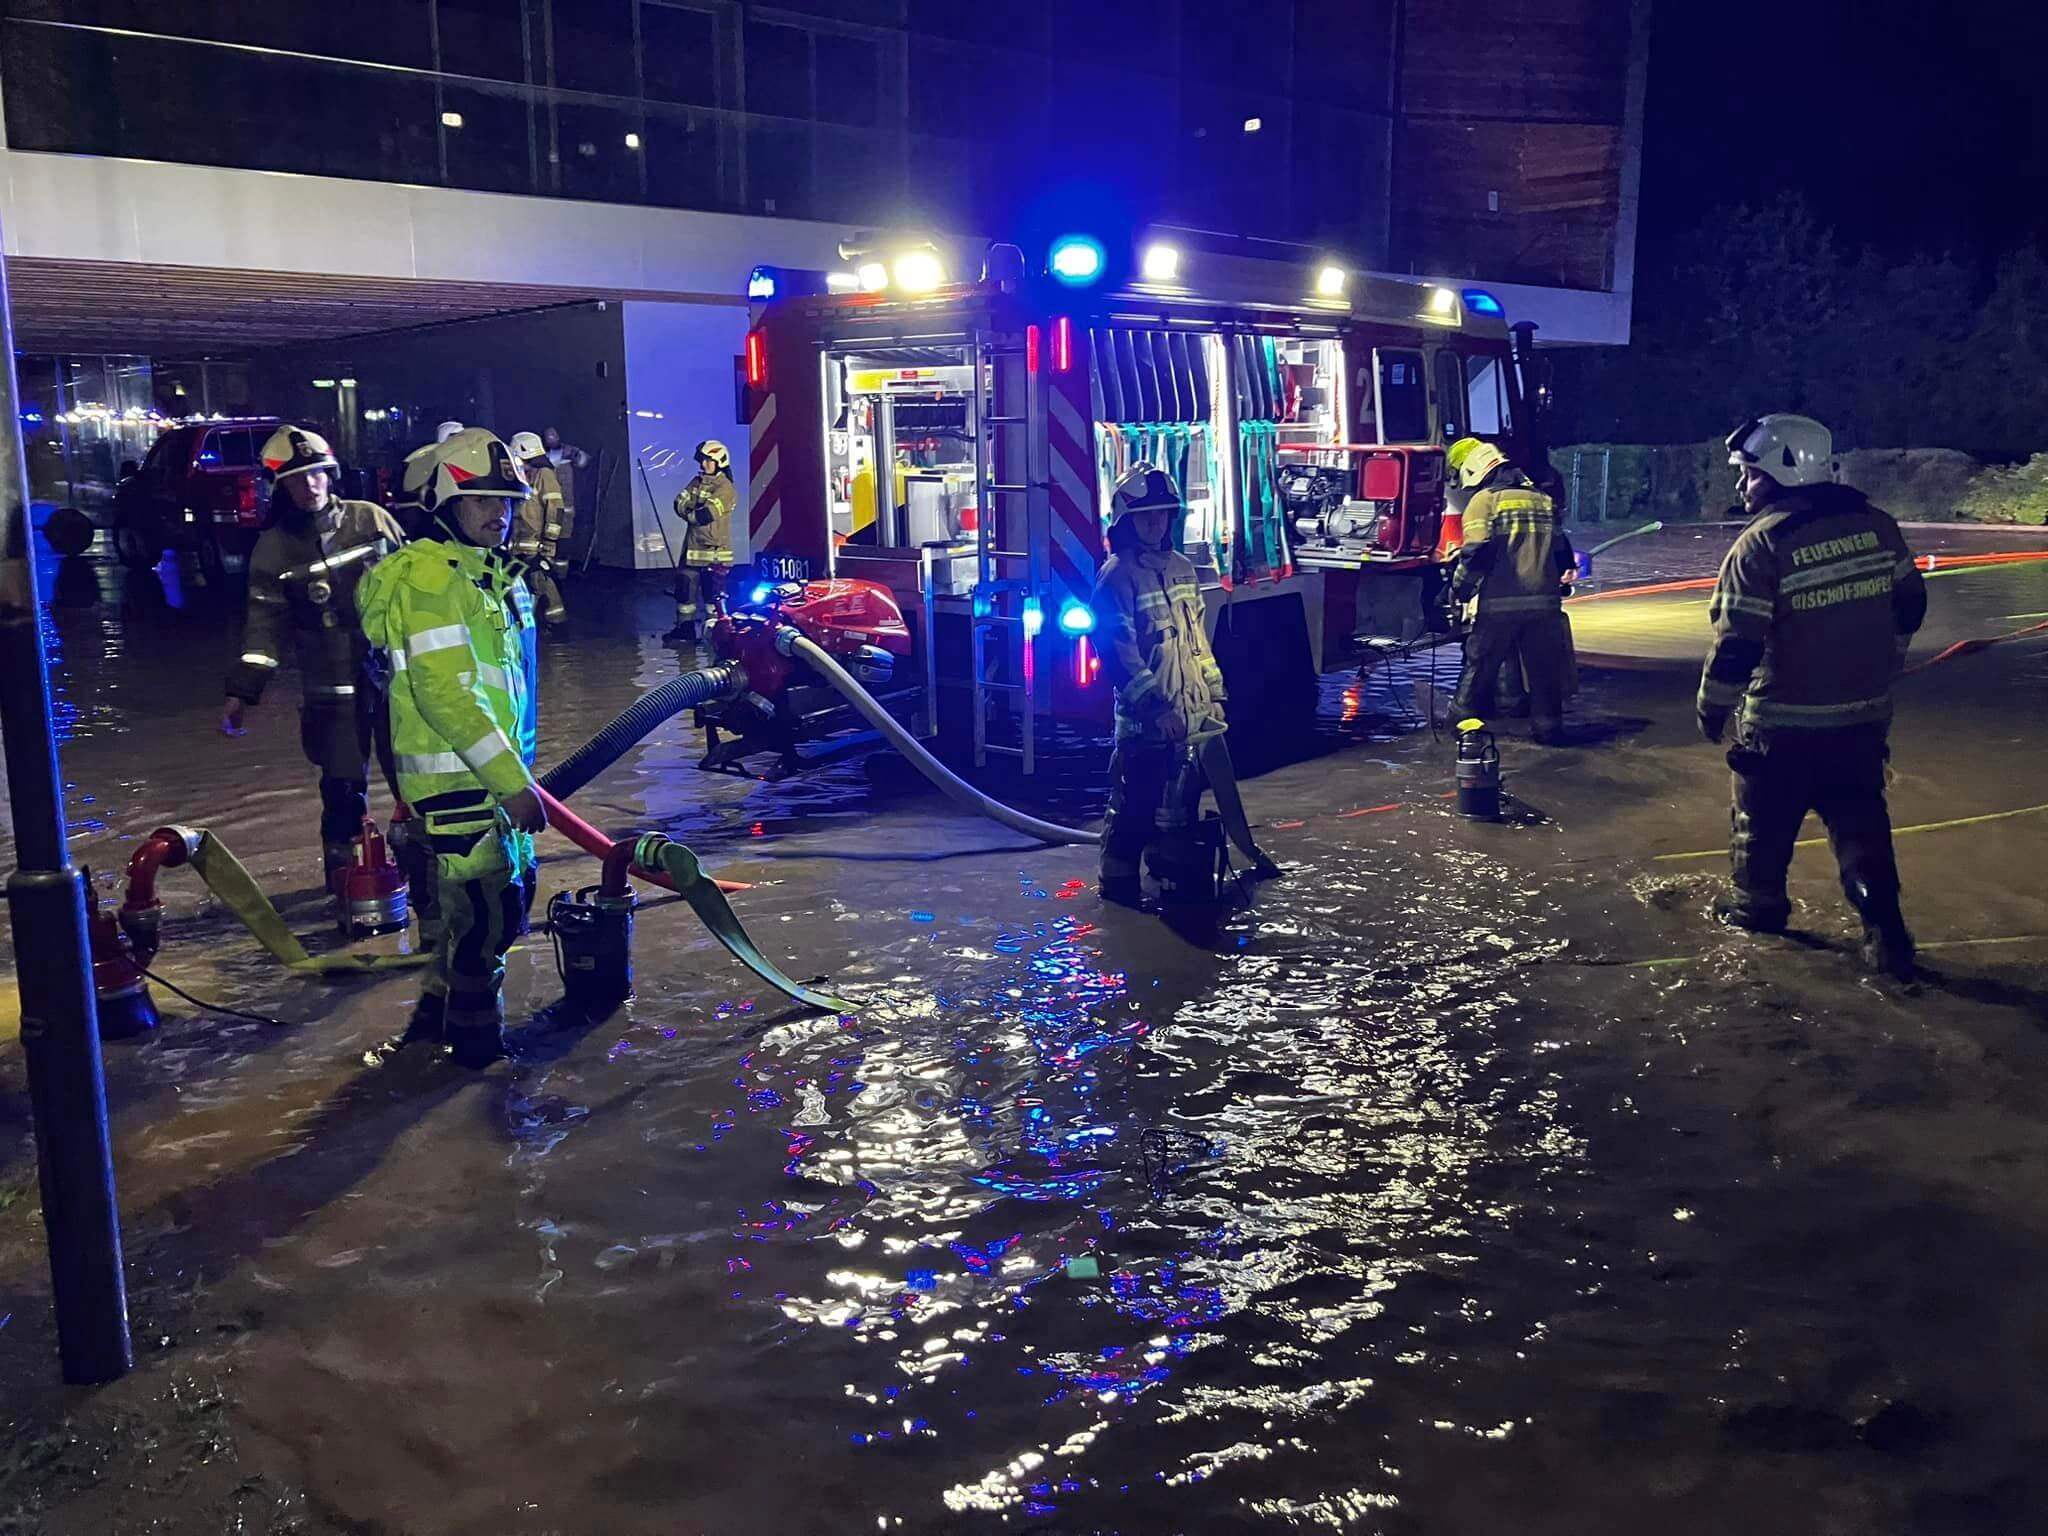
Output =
[
  {"x1": 447, "y1": 1005, "x2": 507, "y2": 1070},
  {"x1": 1714, "y1": 896, "x2": 1788, "y2": 936},
  {"x1": 1859, "y1": 915, "x2": 1917, "y2": 982},
  {"x1": 363, "y1": 993, "x2": 447, "y2": 1068}
]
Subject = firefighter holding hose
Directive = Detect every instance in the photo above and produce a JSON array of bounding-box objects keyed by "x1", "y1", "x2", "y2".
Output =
[
  {"x1": 665, "y1": 439, "x2": 736, "y2": 646},
  {"x1": 1698, "y1": 413, "x2": 1926, "y2": 979},
  {"x1": 1094, "y1": 465, "x2": 1231, "y2": 907},
  {"x1": 357, "y1": 429, "x2": 546, "y2": 1068},
  {"x1": 222, "y1": 426, "x2": 407, "y2": 890},
  {"x1": 508, "y1": 430, "x2": 570, "y2": 628}
]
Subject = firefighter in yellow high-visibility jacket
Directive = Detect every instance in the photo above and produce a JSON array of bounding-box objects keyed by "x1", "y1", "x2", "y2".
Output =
[{"x1": 358, "y1": 429, "x2": 545, "y2": 1068}]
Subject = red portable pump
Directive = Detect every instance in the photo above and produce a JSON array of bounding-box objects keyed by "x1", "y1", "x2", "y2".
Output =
[
  {"x1": 696, "y1": 578, "x2": 919, "y2": 775},
  {"x1": 86, "y1": 885, "x2": 159, "y2": 1040},
  {"x1": 339, "y1": 816, "x2": 409, "y2": 938}
]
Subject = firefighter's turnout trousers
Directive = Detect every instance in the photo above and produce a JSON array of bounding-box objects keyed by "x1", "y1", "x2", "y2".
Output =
[
  {"x1": 1726, "y1": 724, "x2": 1899, "y2": 933},
  {"x1": 1101, "y1": 743, "x2": 1207, "y2": 884},
  {"x1": 1453, "y1": 610, "x2": 1568, "y2": 736},
  {"x1": 414, "y1": 800, "x2": 536, "y2": 1027}
]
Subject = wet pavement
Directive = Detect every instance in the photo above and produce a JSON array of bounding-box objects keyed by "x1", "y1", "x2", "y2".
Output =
[{"x1": 4, "y1": 522, "x2": 2048, "y2": 1534}]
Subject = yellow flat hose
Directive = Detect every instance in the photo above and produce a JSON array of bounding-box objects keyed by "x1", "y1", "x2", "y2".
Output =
[
  {"x1": 186, "y1": 832, "x2": 430, "y2": 975},
  {"x1": 1653, "y1": 802, "x2": 2048, "y2": 864}
]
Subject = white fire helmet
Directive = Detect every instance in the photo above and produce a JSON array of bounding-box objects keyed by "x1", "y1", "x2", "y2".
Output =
[
  {"x1": 435, "y1": 419, "x2": 466, "y2": 443},
  {"x1": 1446, "y1": 436, "x2": 1508, "y2": 490},
  {"x1": 260, "y1": 424, "x2": 338, "y2": 481},
  {"x1": 1726, "y1": 413, "x2": 1834, "y2": 488},
  {"x1": 401, "y1": 428, "x2": 532, "y2": 517},
  {"x1": 508, "y1": 430, "x2": 546, "y2": 463}
]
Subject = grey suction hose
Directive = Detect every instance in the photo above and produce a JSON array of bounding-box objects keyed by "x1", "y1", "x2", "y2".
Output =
[
  {"x1": 781, "y1": 631, "x2": 1102, "y2": 847},
  {"x1": 538, "y1": 663, "x2": 741, "y2": 801}
]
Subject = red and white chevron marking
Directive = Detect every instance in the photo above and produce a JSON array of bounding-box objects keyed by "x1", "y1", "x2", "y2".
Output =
[
  {"x1": 1045, "y1": 364, "x2": 1102, "y2": 601},
  {"x1": 746, "y1": 388, "x2": 782, "y2": 553}
]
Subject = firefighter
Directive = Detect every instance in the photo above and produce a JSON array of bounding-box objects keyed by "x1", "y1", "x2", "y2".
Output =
[
  {"x1": 509, "y1": 430, "x2": 570, "y2": 627},
  {"x1": 1445, "y1": 437, "x2": 1575, "y2": 745},
  {"x1": 665, "y1": 439, "x2": 736, "y2": 645},
  {"x1": 1094, "y1": 465, "x2": 1229, "y2": 907},
  {"x1": 356, "y1": 429, "x2": 546, "y2": 1068},
  {"x1": 1698, "y1": 413, "x2": 1926, "y2": 979},
  {"x1": 541, "y1": 427, "x2": 587, "y2": 563},
  {"x1": 222, "y1": 426, "x2": 406, "y2": 888}
]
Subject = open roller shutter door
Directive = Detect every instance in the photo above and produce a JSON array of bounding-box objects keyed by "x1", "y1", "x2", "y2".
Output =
[
  {"x1": 1090, "y1": 328, "x2": 1121, "y2": 422},
  {"x1": 1164, "y1": 332, "x2": 1193, "y2": 423},
  {"x1": 1129, "y1": 329, "x2": 1162, "y2": 421},
  {"x1": 1115, "y1": 331, "x2": 1146, "y2": 424},
  {"x1": 1150, "y1": 332, "x2": 1182, "y2": 422}
]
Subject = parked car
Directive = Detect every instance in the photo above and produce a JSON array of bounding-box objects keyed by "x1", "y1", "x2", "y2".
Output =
[{"x1": 109, "y1": 417, "x2": 282, "y2": 575}]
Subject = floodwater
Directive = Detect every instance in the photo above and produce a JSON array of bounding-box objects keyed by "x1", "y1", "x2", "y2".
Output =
[{"x1": 4, "y1": 522, "x2": 2048, "y2": 1534}]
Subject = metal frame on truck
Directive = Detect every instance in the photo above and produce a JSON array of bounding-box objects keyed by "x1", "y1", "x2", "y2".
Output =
[{"x1": 736, "y1": 231, "x2": 1539, "y2": 772}]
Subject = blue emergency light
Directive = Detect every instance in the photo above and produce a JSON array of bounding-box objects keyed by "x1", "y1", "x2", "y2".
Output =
[
  {"x1": 1056, "y1": 598, "x2": 1095, "y2": 636},
  {"x1": 747, "y1": 267, "x2": 778, "y2": 300},
  {"x1": 1462, "y1": 288, "x2": 1504, "y2": 317},
  {"x1": 1048, "y1": 235, "x2": 1106, "y2": 287},
  {"x1": 750, "y1": 582, "x2": 773, "y2": 605}
]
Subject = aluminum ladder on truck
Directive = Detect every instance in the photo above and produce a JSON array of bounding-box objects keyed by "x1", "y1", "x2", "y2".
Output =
[{"x1": 968, "y1": 329, "x2": 1047, "y2": 772}]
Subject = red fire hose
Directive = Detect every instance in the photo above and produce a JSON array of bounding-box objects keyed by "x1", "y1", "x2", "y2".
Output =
[{"x1": 533, "y1": 786, "x2": 750, "y2": 896}]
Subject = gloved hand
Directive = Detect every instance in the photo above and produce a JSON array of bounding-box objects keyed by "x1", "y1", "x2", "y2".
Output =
[
  {"x1": 1160, "y1": 709, "x2": 1190, "y2": 744},
  {"x1": 501, "y1": 786, "x2": 549, "y2": 835},
  {"x1": 1697, "y1": 707, "x2": 1728, "y2": 744}
]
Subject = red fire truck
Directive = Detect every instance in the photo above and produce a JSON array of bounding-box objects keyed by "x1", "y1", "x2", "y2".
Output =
[{"x1": 732, "y1": 230, "x2": 1544, "y2": 773}]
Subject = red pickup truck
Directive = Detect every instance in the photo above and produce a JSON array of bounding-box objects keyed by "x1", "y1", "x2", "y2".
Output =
[{"x1": 110, "y1": 417, "x2": 282, "y2": 575}]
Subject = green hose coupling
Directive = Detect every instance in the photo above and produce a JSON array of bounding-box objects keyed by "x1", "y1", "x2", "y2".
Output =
[{"x1": 632, "y1": 832, "x2": 703, "y2": 892}]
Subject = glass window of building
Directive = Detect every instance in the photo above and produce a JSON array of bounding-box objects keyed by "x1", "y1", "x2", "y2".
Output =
[
  {"x1": 436, "y1": 0, "x2": 531, "y2": 83},
  {"x1": 551, "y1": 0, "x2": 636, "y2": 94},
  {"x1": 815, "y1": 31, "x2": 881, "y2": 127},
  {"x1": 556, "y1": 100, "x2": 646, "y2": 204},
  {"x1": 442, "y1": 81, "x2": 537, "y2": 195},
  {"x1": 642, "y1": 2, "x2": 721, "y2": 107},
  {"x1": 745, "y1": 20, "x2": 812, "y2": 120}
]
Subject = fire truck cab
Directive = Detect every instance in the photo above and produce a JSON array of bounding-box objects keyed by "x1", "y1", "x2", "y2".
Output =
[{"x1": 735, "y1": 231, "x2": 1540, "y2": 772}]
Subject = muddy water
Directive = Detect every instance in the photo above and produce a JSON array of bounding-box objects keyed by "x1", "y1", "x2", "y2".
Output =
[{"x1": 5, "y1": 534, "x2": 2048, "y2": 1533}]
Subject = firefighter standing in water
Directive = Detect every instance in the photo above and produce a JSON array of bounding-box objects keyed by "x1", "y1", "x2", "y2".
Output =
[
  {"x1": 509, "y1": 430, "x2": 570, "y2": 627},
  {"x1": 222, "y1": 426, "x2": 407, "y2": 889},
  {"x1": 1093, "y1": 465, "x2": 1230, "y2": 907},
  {"x1": 357, "y1": 429, "x2": 545, "y2": 1068},
  {"x1": 1445, "y1": 436, "x2": 1575, "y2": 744},
  {"x1": 665, "y1": 439, "x2": 736, "y2": 645},
  {"x1": 1698, "y1": 413, "x2": 1926, "y2": 979}
]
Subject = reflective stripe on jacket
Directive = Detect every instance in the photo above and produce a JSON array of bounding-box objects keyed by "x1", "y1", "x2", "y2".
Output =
[
  {"x1": 1093, "y1": 534, "x2": 1226, "y2": 744},
  {"x1": 1457, "y1": 473, "x2": 1570, "y2": 615},
  {"x1": 227, "y1": 498, "x2": 404, "y2": 704},
  {"x1": 678, "y1": 473, "x2": 736, "y2": 566},
  {"x1": 512, "y1": 463, "x2": 566, "y2": 558},
  {"x1": 356, "y1": 534, "x2": 537, "y2": 815},
  {"x1": 1697, "y1": 484, "x2": 1927, "y2": 736}
]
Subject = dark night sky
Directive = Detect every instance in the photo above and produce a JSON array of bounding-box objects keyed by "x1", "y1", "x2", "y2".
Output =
[{"x1": 1638, "y1": 0, "x2": 2048, "y2": 261}]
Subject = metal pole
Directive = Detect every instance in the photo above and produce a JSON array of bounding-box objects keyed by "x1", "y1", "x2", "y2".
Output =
[{"x1": 0, "y1": 236, "x2": 133, "y2": 1384}]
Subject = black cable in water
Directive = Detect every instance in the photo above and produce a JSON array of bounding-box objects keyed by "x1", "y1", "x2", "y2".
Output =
[{"x1": 142, "y1": 969, "x2": 289, "y2": 1028}]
